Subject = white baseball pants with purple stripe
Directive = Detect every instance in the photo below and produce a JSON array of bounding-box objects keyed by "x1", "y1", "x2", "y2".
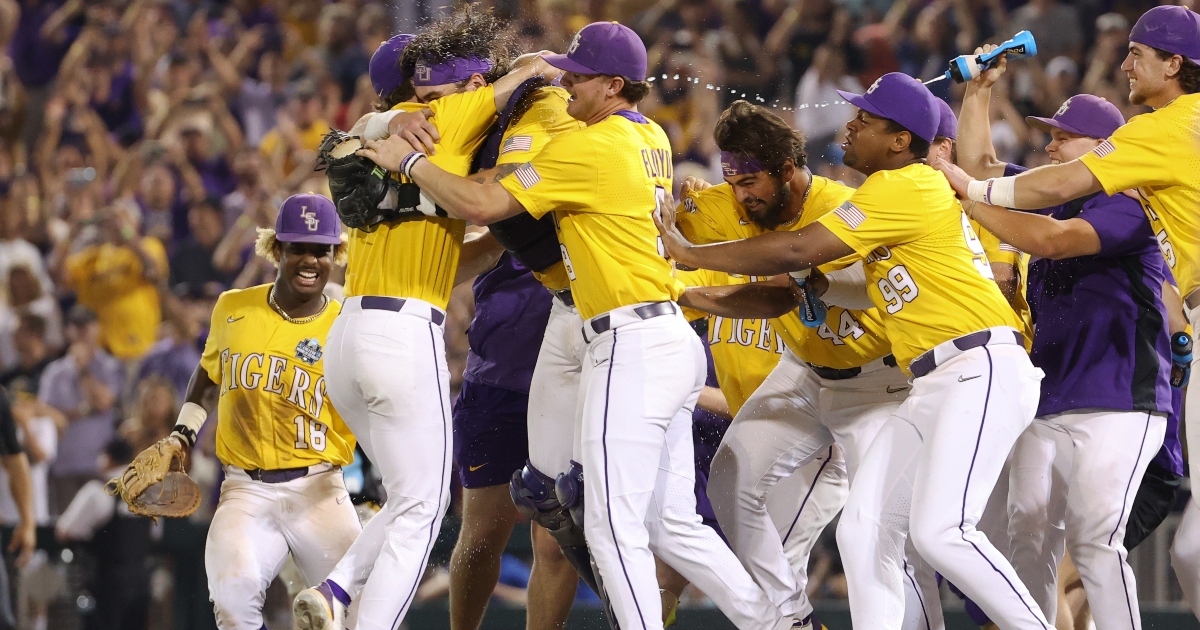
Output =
[
  {"x1": 1007, "y1": 409, "x2": 1166, "y2": 629},
  {"x1": 527, "y1": 296, "x2": 586, "y2": 478},
  {"x1": 321, "y1": 298, "x2": 453, "y2": 630},
  {"x1": 708, "y1": 348, "x2": 937, "y2": 626},
  {"x1": 838, "y1": 342, "x2": 1049, "y2": 629},
  {"x1": 580, "y1": 308, "x2": 789, "y2": 630}
]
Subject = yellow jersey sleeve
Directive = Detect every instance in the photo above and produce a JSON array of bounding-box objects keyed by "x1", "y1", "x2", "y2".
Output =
[
  {"x1": 497, "y1": 87, "x2": 583, "y2": 293},
  {"x1": 203, "y1": 285, "x2": 355, "y2": 470},
  {"x1": 818, "y1": 164, "x2": 1021, "y2": 371},
  {"x1": 425, "y1": 85, "x2": 498, "y2": 164},
  {"x1": 499, "y1": 114, "x2": 681, "y2": 320},
  {"x1": 1080, "y1": 94, "x2": 1200, "y2": 296}
]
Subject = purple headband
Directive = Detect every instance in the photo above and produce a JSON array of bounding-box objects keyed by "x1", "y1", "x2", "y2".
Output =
[
  {"x1": 412, "y1": 56, "x2": 494, "y2": 87},
  {"x1": 720, "y1": 151, "x2": 765, "y2": 176}
]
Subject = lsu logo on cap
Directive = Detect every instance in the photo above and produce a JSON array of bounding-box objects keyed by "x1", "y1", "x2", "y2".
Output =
[
  {"x1": 866, "y1": 77, "x2": 883, "y2": 94},
  {"x1": 568, "y1": 32, "x2": 582, "y2": 54},
  {"x1": 295, "y1": 338, "x2": 323, "y2": 365},
  {"x1": 300, "y1": 205, "x2": 320, "y2": 231},
  {"x1": 415, "y1": 62, "x2": 431, "y2": 83},
  {"x1": 1054, "y1": 97, "x2": 1073, "y2": 118}
]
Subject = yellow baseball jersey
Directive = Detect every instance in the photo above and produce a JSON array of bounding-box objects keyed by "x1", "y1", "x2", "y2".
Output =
[
  {"x1": 200, "y1": 285, "x2": 355, "y2": 471},
  {"x1": 678, "y1": 268, "x2": 783, "y2": 416},
  {"x1": 344, "y1": 85, "x2": 498, "y2": 309},
  {"x1": 973, "y1": 217, "x2": 1034, "y2": 346},
  {"x1": 1079, "y1": 93, "x2": 1200, "y2": 296},
  {"x1": 676, "y1": 178, "x2": 892, "y2": 369},
  {"x1": 500, "y1": 111, "x2": 681, "y2": 320},
  {"x1": 817, "y1": 163, "x2": 1023, "y2": 372},
  {"x1": 66, "y1": 238, "x2": 169, "y2": 359},
  {"x1": 494, "y1": 87, "x2": 584, "y2": 292}
]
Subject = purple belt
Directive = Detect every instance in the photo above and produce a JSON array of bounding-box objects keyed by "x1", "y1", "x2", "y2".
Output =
[
  {"x1": 909, "y1": 328, "x2": 1024, "y2": 379},
  {"x1": 361, "y1": 296, "x2": 446, "y2": 326},
  {"x1": 245, "y1": 466, "x2": 310, "y2": 484}
]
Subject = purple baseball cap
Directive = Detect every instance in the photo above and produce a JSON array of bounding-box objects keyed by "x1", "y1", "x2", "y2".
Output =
[
  {"x1": 275, "y1": 194, "x2": 342, "y2": 245},
  {"x1": 934, "y1": 98, "x2": 957, "y2": 140},
  {"x1": 370, "y1": 34, "x2": 415, "y2": 97},
  {"x1": 543, "y1": 22, "x2": 648, "y2": 81},
  {"x1": 837, "y1": 73, "x2": 939, "y2": 143},
  {"x1": 1026, "y1": 94, "x2": 1125, "y2": 140},
  {"x1": 1130, "y1": 5, "x2": 1200, "y2": 65}
]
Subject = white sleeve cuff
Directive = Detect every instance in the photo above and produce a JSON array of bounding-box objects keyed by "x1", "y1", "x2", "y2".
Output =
[
  {"x1": 364, "y1": 110, "x2": 402, "y2": 140},
  {"x1": 822, "y1": 262, "x2": 874, "y2": 310}
]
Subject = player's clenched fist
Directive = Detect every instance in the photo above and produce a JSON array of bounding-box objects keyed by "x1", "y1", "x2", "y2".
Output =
[{"x1": 969, "y1": 44, "x2": 1007, "y2": 89}]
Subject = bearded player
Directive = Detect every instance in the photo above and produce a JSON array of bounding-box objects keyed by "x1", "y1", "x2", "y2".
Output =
[
  {"x1": 657, "y1": 73, "x2": 1050, "y2": 628},
  {"x1": 291, "y1": 24, "x2": 561, "y2": 629},
  {"x1": 931, "y1": 6, "x2": 1200, "y2": 613},
  {"x1": 117, "y1": 195, "x2": 357, "y2": 630},
  {"x1": 669, "y1": 101, "x2": 936, "y2": 630},
  {"x1": 360, "y1": 21, "x2": 798, "y2": 630}
]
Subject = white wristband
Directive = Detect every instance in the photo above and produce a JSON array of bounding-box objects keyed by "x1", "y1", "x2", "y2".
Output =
[
  {"x1": 399, "y1": 151, "x2": 427, "y2": 178},
  {"x1": 364, "y1": 110, "x2": 401, "y2": 140},
  {"x1": 967, "y1": 177, "x2": 1017, "y2": 208},
  {"x1": 171, "y1": 402, "x2": 208, "y2": 448},
  {"x1": 822, "y1": 261, "x2": 874, "y2": 310}
]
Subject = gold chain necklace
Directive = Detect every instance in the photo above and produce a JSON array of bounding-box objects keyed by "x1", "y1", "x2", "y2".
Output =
[{"x1": 269, "y1": 287, "x2": 328, "y2": 325}]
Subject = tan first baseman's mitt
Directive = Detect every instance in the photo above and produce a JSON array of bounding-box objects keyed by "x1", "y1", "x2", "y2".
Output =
[{"x1": 105, "y1": 436, "x2": 201, "y2": 519}]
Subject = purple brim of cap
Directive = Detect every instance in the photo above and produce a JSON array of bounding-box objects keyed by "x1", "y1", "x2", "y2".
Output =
[
  {"x1": 276, "y1": 232, "x2": 342, "y2": 245},
  {"x1": 1025, "y1": 116, "x2": 1088, "y2": 137},
  {"x1": 543, "y1": 52, "x2": 601, "y2": 75},
  {"x1": 837, "y1": 90, "x2": 891, "y2": 127}
]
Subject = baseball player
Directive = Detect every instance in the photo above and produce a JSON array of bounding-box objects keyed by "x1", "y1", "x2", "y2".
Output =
[
  {"x1": 359, "y1": 21, "x2": 797, "y2": 630},
  {"x1": 666, "y1": 102, "x2": 924, "y2": 630},
  {"x1": 379, "y1": 12, "x2": 589, "y2": 629},
  {"x1": 117, "y1": 194, "x2": 359, "y2": 630},
  {"x1": 956, "y1": 70, "x2": 1172, "y2": 626},
  {"x1": 669, "y1": 267, "x2": 846, "y2": 630},
  {"x1": 291, "y1": 37, "x2": 561, "y2": 629},
  {"x1": 656, "y1": 73, "x2": 1051, "y2": 628},
  {"x1": 931, "y1": 6, "x2": 1200, "y2": 612}
]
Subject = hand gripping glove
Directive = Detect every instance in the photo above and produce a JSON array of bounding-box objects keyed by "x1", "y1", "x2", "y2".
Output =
[
  {"x1": 316, "y1": 130, "x2": 445, "y2": 229},
  {"x1": 105, "y1": 436, "x2": 201, "y2": 520}
]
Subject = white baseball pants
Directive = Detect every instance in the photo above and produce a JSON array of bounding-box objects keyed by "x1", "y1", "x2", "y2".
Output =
[
  {"x1": 708, "y1": 348, "x2": 917, "y2": 620},
  {"x1": 1173, "y1": 302, "x2": 1200, "y2": 614},
  {"x1": 837, "y1": 338, "x2": 1050, "y2": 629},
  {"x1": 206, "y1": 466, "x2": 361, "y2": 630},
  {"x1": 527, "y1": 296, "x2": 586, "y2": 478},
  {"x1": 1008, "y1": 409, "x2": 1165, "y2": 628},
  {"x1": 322, "y1": 297, "x2": 453, "y2": 630},
  {"x1": 580, "y1": 306, "x2": 789, "y2": 630}
]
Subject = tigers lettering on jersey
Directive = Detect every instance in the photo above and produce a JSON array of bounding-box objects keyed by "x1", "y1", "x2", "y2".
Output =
[
  {"x1": 494, "y1": 86, "x2": 584, "y2": 293},
  {"x1": 677, "y1": 268, "x2": 782, "y2": 416},
  {"x1": 500, "y1": 111, "x2": 682, "y2": 320},
  {"x1": 675, "y1": 179, "x2": 892, "y2": 369},
  {"x1": 344, "y1": 86, "x2": 498, "y2": 308},
  {"x1": 1079, "y1": 93, "x2": 1200, "y2": 296},
  {"x1": 817, "y1": 163, "x2": 1022, "y2": 371},
  {"x1": 201, "y1": 285, "x2": 356, "y2": 471}
]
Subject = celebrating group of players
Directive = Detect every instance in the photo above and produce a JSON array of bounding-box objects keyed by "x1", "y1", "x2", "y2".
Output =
[{"x1": 108, "y1": 3, "x2": 1200, "y2": 630}]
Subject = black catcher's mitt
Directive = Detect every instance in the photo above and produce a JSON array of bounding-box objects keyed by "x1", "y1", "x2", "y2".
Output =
[{"x1": 315, "y1": 130, "x2": 416, "y2": 230}]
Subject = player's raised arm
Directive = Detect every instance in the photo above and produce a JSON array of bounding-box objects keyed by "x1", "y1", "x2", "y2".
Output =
[
  {"x1": 956, "y1": 45, "x2": 1012, "y2": 179},
  {"x1": 655, "y1": 199, "x2": 855, "y2": 276}
]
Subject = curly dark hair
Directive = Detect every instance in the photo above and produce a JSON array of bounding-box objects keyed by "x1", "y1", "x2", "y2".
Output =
[
  {"x1": 713, "y1": 100, "x2": 808, "y2": 174},
  {"x1": 398, "y1": 6, "x2": 518, "y2": 86},
  {"x1": 1155, "y1": 48, "x2": 1200, "y2": 94}
]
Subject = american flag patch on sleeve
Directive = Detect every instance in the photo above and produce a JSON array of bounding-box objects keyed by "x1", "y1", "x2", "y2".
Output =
[
  {"x1": 502, "y1": 135, "x2": 534, "y2": 155},
  {"x1": 999, "y1": 243, "x2": 1023, "y2": 254},
  {"x1": 1091, "y1": 140, "x2": 1115, "y2": 158},
  {"x1": 833, "y1": 201, "x2": 867, "y2": 229},
  {"x1": 514, "y1": 163, "x2": 541, "y2": 189}
]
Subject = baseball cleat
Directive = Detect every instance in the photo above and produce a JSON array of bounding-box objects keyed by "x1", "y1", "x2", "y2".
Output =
[{"x1": 293, "y1": 581, "x2": 345, "y2": 630}]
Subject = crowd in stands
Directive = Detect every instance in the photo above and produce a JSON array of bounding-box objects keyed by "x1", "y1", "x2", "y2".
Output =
[{"x1": 0, "y1": 0, "x2": 1186, "y2": 627}]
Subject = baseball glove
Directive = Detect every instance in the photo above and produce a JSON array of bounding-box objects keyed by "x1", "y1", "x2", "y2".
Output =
[{"x1": 105, "y1": 436, "x2": 201, "y2": 520}]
